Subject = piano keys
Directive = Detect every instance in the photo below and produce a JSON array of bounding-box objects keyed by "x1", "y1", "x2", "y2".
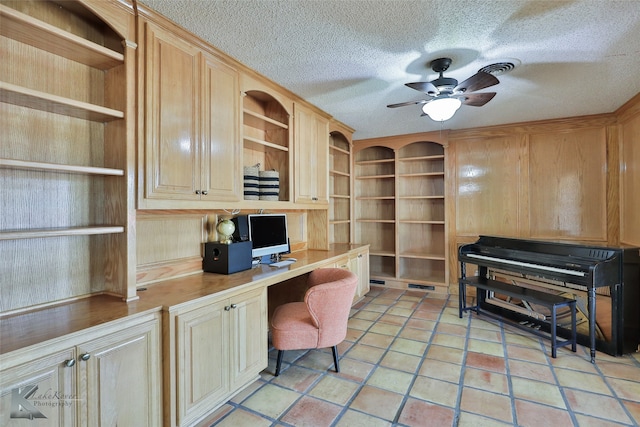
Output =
[{"x1": 458, "y1": 235, "x2": 640, "y2": 362}]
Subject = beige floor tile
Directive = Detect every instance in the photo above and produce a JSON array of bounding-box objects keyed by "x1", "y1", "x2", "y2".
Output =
[
  {"x1": 465, "y1": 351, "x2": 506, "y2": 374},
  {"x1": 349, "y1": 385, "x2": 404, "y2": 421},
  {"x1": 369, "y1": 322, "x2": 403, "y2": 336},
  {"x1": 393, "y1": 300, "x2": 418, "y2": 310},
  {"x1": 506, "y1": 344, "x2": 549, "y2": 364},
  {"x1": 460, "y1": 387, "x2": 513, "y2": 423},
  {"x1": 213, "y1": 408, "x2": 272, "y2": 427},
  {"x1": 333, "y1": 358, "x2": 375, "y2": 382},
  {"x1": 508, "y1": 358, "x2": 555, "y2": 383},
  {"x1": 390, "y1": 337, "x2": 427, "y2": 356},
  {"x1": 359, "y1": 331, "x2": 395, "y2": 349},
  {"x1": 387, "y1": 306, "x2": 414, "y2": 317},
  {"x1": 345, "y1": 343, "x2": 386, "y2": 364},
  {"x1": 399, "y1": 327, "x2": 432, "y2": 342},
  {"x1": 623, "y1": 399, "x2": 640, "y2": 425},
  {"x1": 409, "y1": 376, "x2": 459, "y2": 408},
  {"x1": 564, "y1": 388, "x2": 632, "y2": 424},
  {"x1": 598, "y1": 359, "x2": 640, "y2": 380},
  {"x1": 436, "y1": 322, "x2": 469, "y2": 336},
  {"x1": 418, "y1": 358, "x2": 462, "y2": 383},
  {"x1": 379, "y1": 350, "x2": 422, "y2": 373},
  {"x1": 242, "y1": 384, "x2": 301, "y2": 419},
  {"x1": 462, "y1": 367, "x2": 509, "y2": 395},
  {"x1": 271, "y1": 365, "x2": 321, "y2": 392},
  {"x1": 514, "y1": 399, "x2": 574, "y2": 427},
  {"x1": 405, "y1": 318, "x2": 437, "y2": 330},
  {"x1": 555, "y1": 367, "x2": 612, "y2": 395},
  {"x1": 457, "y1": 411, "x2": 513, "y2": 427},
  {"x1": 378, "y1": 313, "x2": 408, "y2": 326},
  {"x1": 511, "y1": 377, "x2": 566, "y2": 409},
  {"x1": 308, "y1": 375, "x2": 359, "y2": 405},
  {"x1": 467, "y1": 338, "x2": 504, "y2": 357},
  {"x1": 606, "y1": 377, "x2": 640, "y2": 402},
  {"x1": 573, "y1": 413, "x2": 632, "y2": 427},
  {"x1": 353, "y1": 310, "x2": 382, "y2": 321},
  {"x1": 432, "y1": 332, "x2": 466, "y2": 349},
  {"x1": 334, "y1": 409, "x2": 392, "y2": 427},
  {"x1": 348, "y1": 318, "x2": 374, "y2": 331},
  {"x1": 468, "y1": 326, "x2": 502, "y2": 342},
  {"x1": 425, "y1": 344, "x2": 465, "y2": 365},
  {"x1": 397, "y1": 398, "x2": 456, "y2": 427},
  {"x1": 366, "y1": 366, "x2": 414, "y2": 394},
  {"x1": 280, "y1": 395, "x2": 342, "y2": 427}
]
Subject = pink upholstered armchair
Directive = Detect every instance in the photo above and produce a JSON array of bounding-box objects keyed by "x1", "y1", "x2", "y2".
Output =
[{"x1": 270, "y1": 268, "x2": 358, "y2": 376}]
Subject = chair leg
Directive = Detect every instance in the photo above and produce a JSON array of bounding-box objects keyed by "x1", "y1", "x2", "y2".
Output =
[
  {"x1": 275, "y1": 350, "x2": 284, "y2": 376},
  {"x1": 331, "y1": 345, "x2": 339, "y2": 373}
]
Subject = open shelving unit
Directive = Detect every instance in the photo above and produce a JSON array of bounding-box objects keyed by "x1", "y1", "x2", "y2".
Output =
[
  {"x1": 242, "y1": 88, "x2": 292, "y2": 202},
  {"x1": 0, "y1": 2, "x2": 136, "y2": 312},
  {"x1": 354, "y1": 140, "x2": 448, "y2": 293},
  {"x1": 329, "y1": 129, "x2": 352, "y2": 244}
]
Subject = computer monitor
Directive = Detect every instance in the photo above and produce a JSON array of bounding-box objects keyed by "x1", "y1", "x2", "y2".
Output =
[{"x1": 247, "y1": 213, "x2": 289, "y2": 260}]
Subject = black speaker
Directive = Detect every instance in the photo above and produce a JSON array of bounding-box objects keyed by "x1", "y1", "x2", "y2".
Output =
[
  {"x1": 231, "y1": 215, "x2": 249, "y2": 242},
  {"x1": 203, "y1": 241, "x2": 252, "y2": 274}
]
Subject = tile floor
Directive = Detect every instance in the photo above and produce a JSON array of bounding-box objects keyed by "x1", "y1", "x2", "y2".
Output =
[{"x1": 203, "y1": 286, "x2": 640, "y2": 427}]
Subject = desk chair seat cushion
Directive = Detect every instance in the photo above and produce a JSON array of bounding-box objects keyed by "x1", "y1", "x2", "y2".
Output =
[{"x1": 270, "y1": 268, "x2": 358, "y2": 351}]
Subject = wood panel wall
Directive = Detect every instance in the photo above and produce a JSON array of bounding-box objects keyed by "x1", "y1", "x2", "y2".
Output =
[{"x1": 446, "y1": 94, "x2": 640, "y2": 289}]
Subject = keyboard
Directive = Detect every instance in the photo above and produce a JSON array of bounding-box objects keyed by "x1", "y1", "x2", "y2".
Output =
[{"x1": 270, "y1": 258, "x2": 296, "y2": 268}]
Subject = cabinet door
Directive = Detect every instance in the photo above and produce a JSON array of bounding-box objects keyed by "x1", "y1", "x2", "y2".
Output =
[
  {"x1": 0, "y1": 349, "x2": 77, "y2": 426},
  {"x1": 229, "y1": 288, "x2": 268, "y2": 389},
  {"x1": 143, "y1": 21, "x2": 201, "y2": 200},
  {"x1": 176, "y1": 300, "x2": 229, "y2": 426},
  {"x1": 78, "y1": 318, "x2": 161, "y2": 427},
  {"x1": 294, "y1": 103, "x2": 329, "y2": 204},
  {"x1": 354, "y1": 250, "x2": 370, "y2": 301},
  {"x1": 201, "y1": 53, "x2": 242, "y2": 202}
]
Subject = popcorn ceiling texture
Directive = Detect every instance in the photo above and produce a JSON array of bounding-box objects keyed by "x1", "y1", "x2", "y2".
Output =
[{"x1": 140, "y1": 0, "x2": 640, "y2": 139}]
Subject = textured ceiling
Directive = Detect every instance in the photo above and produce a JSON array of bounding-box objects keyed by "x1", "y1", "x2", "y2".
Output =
[{"x1": 139, "y1": 0, "x2": 640, "y2": 139}]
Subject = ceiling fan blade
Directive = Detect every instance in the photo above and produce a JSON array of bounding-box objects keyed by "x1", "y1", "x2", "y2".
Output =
[
  {"x1": 454, "y1": 71, "x2": 499, "y2": 93},
  {"x1": 461, "y1": 92, "x2": 496, "y2": 107},
  {"x1": 387, "y1": 99, "x2": 429, "y2": 108},
  {"x1": 405, "y1": 81, "x2": 438, "y2": 94}
]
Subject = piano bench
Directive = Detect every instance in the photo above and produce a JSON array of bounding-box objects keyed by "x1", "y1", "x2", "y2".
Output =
[{"x1": 459, "y1": 276, "x2": 577, "y2": 358}]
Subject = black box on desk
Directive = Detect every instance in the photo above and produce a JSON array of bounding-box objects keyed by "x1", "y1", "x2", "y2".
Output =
[{"x1": 203, "y1": 241, "x2": 252, "y2": 274}]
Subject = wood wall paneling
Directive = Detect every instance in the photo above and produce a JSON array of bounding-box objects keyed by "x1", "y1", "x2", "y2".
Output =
[{"x1": 528, "y1": 128, "x2": 607, "y2": 240}]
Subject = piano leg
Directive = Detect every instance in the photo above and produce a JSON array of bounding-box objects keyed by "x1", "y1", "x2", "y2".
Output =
[
  {"x1": 588, "y1": 287, "x2": 596, "y2": 363},
  {"x1": 459, "y1": 262, "x2": 467, "y2": 318}
]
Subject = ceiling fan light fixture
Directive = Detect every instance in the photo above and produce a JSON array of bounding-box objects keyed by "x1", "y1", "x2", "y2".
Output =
[{"x1": 422, "y1": 97, "x2": 462, "y2": 121}]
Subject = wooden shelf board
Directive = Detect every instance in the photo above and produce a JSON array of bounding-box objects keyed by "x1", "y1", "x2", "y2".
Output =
[
  {"x1": 329, "y1": 169, "x2": 350, "y2": 177},
  {"x1": 0, "y1": 158, "x2": 124, "y2": 175},
  {"x1": 0, "y1": 5, "x2": 124, "y2": 70},
  {"x1": 329, "y1": 220, "x2": 351, "y2": 225},
  {"x1": 355, "y1": 159, "x2": 394, "y2": 165},
  {"x1": 356, "y1": 219, "x2": 395, "y2": 223},
  {"x1": 243, "y1": 108, "x2": 288, "y2": 129},
  {"x1": 398, "y1": 155, "x2": 445, "y2": 162},
  {"x1": 356, "y1": 174, "x2": 395, "y2": 180},
  {"x1": 399, "y1": 252, "x2": 446, "y2": 260},
  {"x1": 398, "y1": 220, "x2": 445, "y2": 224},
  {"x1": 243, "y1": 136, "x2": 289, "y2": 152},
  {"x1": 398, "y1": 195, "x2": 444, "y2": 200},
  {"x1": 398, "y1": 172, "x2": 444, "y2": 177},
  {"x1": 0, "y1": 81, "x2": 124, "y2": 122},
  {"x1": 369, "y1": 250, "x2": 396, "y2": 257},
  {"x1": 355, "y1": 196, "x2": 395, "y2": 200},
  {"x1": 330, "y1": 194, "x2": 351, "y2": 199},
  {"x1": 329, "y1": 144, "x2": 350, "y2": 155},
  {"x1": 0, "y1": 226, "x2": 125, "y2": 240}
]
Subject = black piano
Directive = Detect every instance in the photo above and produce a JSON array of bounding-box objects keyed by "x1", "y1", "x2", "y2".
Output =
[{"x1": 458, "y1": 235, "x2": 640, "y2": 361}]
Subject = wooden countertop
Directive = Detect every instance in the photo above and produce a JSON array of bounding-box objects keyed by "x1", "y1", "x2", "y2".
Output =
[{"x1": 0, "y1": 245, "x2": 367, "y2": 355}]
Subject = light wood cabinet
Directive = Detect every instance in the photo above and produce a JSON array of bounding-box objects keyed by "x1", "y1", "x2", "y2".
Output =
[
  {"x1": 0, "y1": 313, "x2": 162, "y2": 427},
  {"x1": 354, "y1": 138, "x2": 448, "y2": 293},
  {"x1": 172, "y1": 287, "x2": 267, "y2": 427},
  {"x1": 138, "y1": 14, "x2": 241, "y2": 207},
  {"x1": 0, "y1": 0, "x2": 137, "y2": 313},
  {"x1": 294, "y1": 102, "x2": 330, "y2": 205},
  {"x1": 332, "y1": 247, "x2": 371, "y2": 303}
]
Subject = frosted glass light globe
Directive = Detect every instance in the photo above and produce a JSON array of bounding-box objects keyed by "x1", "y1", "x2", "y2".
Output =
[{"x1": 216, "y1": 219, "x2": 235, "y2": 244}]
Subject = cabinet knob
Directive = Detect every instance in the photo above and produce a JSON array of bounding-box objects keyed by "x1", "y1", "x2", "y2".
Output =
[
  {"x1": 312, "y1": 197, "x2": 318, "y2": 201},
  {"x1": 230, "y1": 304, "x2": 237, "y2": 309},
  {"x1": 195, "y1": 190, "x2": 201, "y2": 195},
  {"x1": 64, "y1": 359, "x2": 76, "y2": 368},
  {"x1": 80, "y1": 353, "x2": 91, "y2": 361},
  {"x1": 224, "y1": 305, "x2": 231, "y2": 311},
  {"x1": 201, "y1": 191, "x2": 208, "y2": 195}
]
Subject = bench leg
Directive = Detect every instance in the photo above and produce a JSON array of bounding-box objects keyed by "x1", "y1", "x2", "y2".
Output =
[
  {"x1": 459, "y1": 281, "x2": 465, "y2": 318},
  {"x1": 551, "y1": 305, "x2": 558, "y2": 358},
  {"x1": 571, "y1": 301, "x2": 577, "y2": 352}
]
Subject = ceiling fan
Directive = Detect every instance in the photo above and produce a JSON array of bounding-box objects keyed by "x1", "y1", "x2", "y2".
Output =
[{"x1": 387, "y1": 57, "x2": 500, "y2": 121}]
